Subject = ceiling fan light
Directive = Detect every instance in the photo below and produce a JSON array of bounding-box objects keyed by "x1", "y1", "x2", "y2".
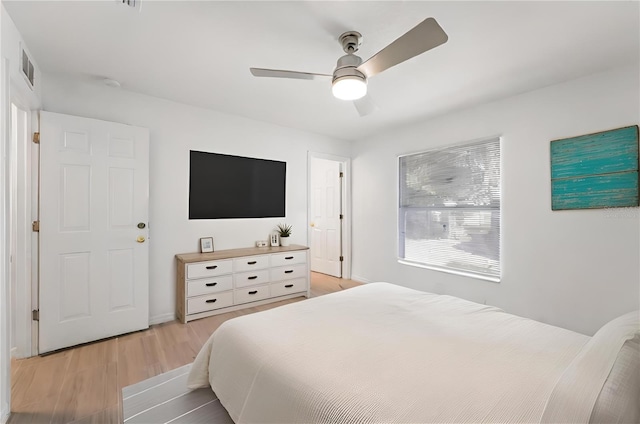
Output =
[{"x1": 332, "y1": 76, "x2": 367, "y2": 100}]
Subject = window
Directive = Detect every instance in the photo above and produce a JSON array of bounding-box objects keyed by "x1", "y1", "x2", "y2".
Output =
[{"x1": 398, "y1": 138, "x2": 501, "y2": 281}]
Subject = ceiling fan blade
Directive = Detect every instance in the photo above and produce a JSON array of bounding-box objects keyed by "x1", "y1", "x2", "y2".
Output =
[
  {"x1": 250, "y1": 68, "x2": 331, "y2": 80},
  {"x1": 354, "y1": 94, "x2": 378, "y2": 117},
  {"x1": 357, "y1": 18, "x2": 448, "y2": 78}
]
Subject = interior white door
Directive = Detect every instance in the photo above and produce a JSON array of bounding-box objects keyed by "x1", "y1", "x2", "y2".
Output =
[
  {"x1": 309, "y1": 157, "x2": 341, "y2": 277},
  {"x1": 39, "y1": 111, "x2": 149, "y2": 353}
]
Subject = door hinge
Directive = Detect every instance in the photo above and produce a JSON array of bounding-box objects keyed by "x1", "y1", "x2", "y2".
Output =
[
  {"x1": 32, "y1": 221, "x2": 40, "y2": 232},
  {"x1": 339, "y1": 172, "x2": 343, "y2": 178},
  {"x1": 32, "y1": 310, "x2": 39, "y2": 321},
  {"x1": 339, "y1": 256, "x2": 344, "y2": 262},
  {"x1": 32, "y1": 132, "x2": 40, "y2": 144},
  {"x1": 339, "y1": 214, "x2": 344, "y2": 220}
]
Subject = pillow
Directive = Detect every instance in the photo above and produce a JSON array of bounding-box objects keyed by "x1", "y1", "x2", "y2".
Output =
[
  {"x1": 541, "y1": 310, "x2": 640, "y2": 424},
  {"x1": 590, "y1": 334, "x2": 640, "y2": 423}
]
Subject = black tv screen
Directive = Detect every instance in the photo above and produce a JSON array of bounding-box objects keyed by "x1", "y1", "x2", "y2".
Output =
[{"x1": 189, "y1": 151, "x2": 286, "y2": 219}]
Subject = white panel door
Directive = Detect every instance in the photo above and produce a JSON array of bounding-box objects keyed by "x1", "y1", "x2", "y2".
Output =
[
  {"x1": 310, "y1": 158, "x2": 341, "y2": 277},
  {"x1": 39, "y1": 111, "x2": 149, "y2": 353}
]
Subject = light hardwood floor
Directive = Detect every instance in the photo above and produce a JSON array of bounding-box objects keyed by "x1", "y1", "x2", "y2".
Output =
[{"x1": 9, "y1": 272, "x2": 360, "y2": 424}]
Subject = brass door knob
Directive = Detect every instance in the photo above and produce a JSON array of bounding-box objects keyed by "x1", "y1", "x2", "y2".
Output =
[
  {"x1": 310, "y1": 222, "x2": 315, "y2": 227},
  {"x1": 137, "y1": 236, "x2": 146, "y2": 243}
]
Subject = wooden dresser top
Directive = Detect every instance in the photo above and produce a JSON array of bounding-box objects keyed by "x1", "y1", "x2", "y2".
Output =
[{"x1": 175, "y1": 244, "x2": 309, "y2": 264}]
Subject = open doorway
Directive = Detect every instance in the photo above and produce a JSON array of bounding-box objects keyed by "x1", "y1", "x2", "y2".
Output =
[{"x1": 307, "y1": 152, "x2": 351, "y2": 280}]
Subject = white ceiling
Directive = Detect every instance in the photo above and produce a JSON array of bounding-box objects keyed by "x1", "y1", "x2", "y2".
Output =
[{"x1": 3, "y1": 1, "x2": 639, "y2": 141}]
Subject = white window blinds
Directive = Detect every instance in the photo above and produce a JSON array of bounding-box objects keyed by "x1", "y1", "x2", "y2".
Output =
[{"x1": 398, "y1": 138, "x2": 501, "y2": 280}]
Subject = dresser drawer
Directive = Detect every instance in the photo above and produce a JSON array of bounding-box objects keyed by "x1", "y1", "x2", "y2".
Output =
[
  {"x1": 270, "y1": 264, "x2": 307, "y2": 281},
  {"x1": 187, "y1": 291, "x2": 233, "y2": 315},
  {"x1": 234, "y1": 269, "x2": 270, "y2": 288},
  {"x1": 187, "y1": 275, "x2": 233, "y2": 297},
  {"x1": 270, "y1": 278, "x2": 307, "y2": 297},
  {"x1": 233, "y1": 255, "x2": 270, "y2": 273},
  {"x1": 235, "y1": 284, "x2": 270, "y2": 304},
  {"x1": 271, "y1": 251, "x2": 307, "y2": 267},
  {"x1": 186, "y1": 260, "x2": 233, "y2": 279}
]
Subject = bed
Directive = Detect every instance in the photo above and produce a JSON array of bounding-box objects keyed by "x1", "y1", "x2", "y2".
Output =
[{"x1": 187, "y1": 282, "x2": 639, "y2": 423}]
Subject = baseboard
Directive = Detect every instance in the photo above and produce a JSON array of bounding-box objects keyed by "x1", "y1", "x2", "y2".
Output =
[
  {"x1": 149, "y1": 312, "x2": 176, "y2": 325},
  {"x1": 1, "y1": 404, "x2": 10, "y2": 424},
  {"x1": 10, "y1": 346, "x2": 33, "y2": 360},
  {"x1": 350, "y1": 274, "x2": 373, "y2": 284}
]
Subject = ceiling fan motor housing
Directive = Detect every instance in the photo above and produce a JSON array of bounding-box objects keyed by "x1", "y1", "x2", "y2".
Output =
[
  {"x1": 333, "y1": 54, "x2": 366, "y2": 84},
  {"x1": 332, "y1": 54, "x2": 367, "y2": 100}
]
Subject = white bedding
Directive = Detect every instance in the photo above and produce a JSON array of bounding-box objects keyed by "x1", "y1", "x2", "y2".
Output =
[{"x1": 188, "y1": 283, "x2": 591, "y2": 423}]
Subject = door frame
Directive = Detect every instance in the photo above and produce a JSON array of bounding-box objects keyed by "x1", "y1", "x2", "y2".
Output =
[
  {"x1": 5, "y1": 78, "x2": 40, "y2": 358},
  {"x1": 307, "y1": 152, "x2": 351, "y2": 280},
  {"x1": 1, "y1": 56, "x2": 12, "y2": 424},
  {"x1": 8, "y1": 96, "x2": 36, "y2": 359}
]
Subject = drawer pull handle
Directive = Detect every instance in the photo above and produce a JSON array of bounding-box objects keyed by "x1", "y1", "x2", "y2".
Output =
[
  {"x1": 248, "y1": 276, "x2": 258, "y2": 280},
  {"x1": 285, "y1": 256, "x2": 294, "y2": 260},
  {"x1": 205, "y1": 265, "x2": 218, "y2": 270},
  {"x1": 285, "y1": 284, "x2": 294, "y2": 288},
  {"x1": 247, "y1": 261, "x2": 257, "y2": 265},
  {"x1": 284, "y1": 270, "x2": 294, "y2": 274},
  {"x1": 205, "y1": 282, "x2": 217, "y2": 287},
  {"x1": 248, "y1": 290, "x2": 258, "y2": 295},
  {"x1": 205, "y1": 299, "x2": 217, "y2": 303}
]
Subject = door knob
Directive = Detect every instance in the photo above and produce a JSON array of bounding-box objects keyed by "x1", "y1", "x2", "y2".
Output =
[
  {"x1": 310, "y1": 222, "x2": 315, "y2": 227},
  {"x1": 137, "y1": 236, "x2": 146, "y2": 243}
]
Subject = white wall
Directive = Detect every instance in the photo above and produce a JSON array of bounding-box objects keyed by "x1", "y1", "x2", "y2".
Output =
[
  {"x1": 351, "y1": 65, "x2": 640, "y2": 336},
  {"x1": 1, "y1": 5, "x2": 41, "y2": 110},
  {"x1": 42, "y1": 74, "x2": 351, "y2": 323}
]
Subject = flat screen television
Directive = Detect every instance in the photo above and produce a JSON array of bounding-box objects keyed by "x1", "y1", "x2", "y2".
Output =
[{"x1": 189, "y1": 150, "x2": 286, "y2": 219}]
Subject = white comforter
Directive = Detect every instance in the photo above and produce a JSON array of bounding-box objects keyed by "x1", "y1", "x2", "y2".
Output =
[{"x1": 188, "y1": 283, "x2": 590, "y2": 423}]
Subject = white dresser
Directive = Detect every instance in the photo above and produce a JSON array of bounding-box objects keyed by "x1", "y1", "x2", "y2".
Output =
[{"x1": 175, "y1": 245, "x2": 310, "y2": 323}]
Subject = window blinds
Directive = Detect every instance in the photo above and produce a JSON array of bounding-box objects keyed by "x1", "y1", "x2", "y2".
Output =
[{"x1": 399, "y1": 138, "x2": 501, "y2": 279}]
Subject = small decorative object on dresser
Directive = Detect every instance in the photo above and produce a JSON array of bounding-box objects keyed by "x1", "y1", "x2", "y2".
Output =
[
  {"x1": 175, "y1": 245, "x2": 310, "y2": 323},
  {"x1": 276, "y1": 223, "x2": 292, "y2": 246},
  {"x1": 200, "y1": 237, "x2": 214, "y2": 253}
]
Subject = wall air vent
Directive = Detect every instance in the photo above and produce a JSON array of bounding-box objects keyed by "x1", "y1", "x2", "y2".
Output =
[
  {"x1": 117, "y1": 0, "x2": 141, "y2": 11},
  {"x1": 21, "y1": 48, "x2": 34, "y2": 89}
]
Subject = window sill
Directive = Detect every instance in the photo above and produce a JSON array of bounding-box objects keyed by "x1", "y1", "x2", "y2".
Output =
[{"x1": 397, "y1": 260, "x2": 501, "y2": 283}]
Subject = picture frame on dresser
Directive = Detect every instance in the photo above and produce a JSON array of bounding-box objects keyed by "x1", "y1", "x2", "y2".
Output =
[{"x1": 200, "y1": 237, "x2": 214, "y2": 253}]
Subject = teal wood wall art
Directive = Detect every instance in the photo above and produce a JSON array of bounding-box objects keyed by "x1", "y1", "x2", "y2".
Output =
[{"x1": 550, "y1": 125, "x2": 639, "y2": 210}]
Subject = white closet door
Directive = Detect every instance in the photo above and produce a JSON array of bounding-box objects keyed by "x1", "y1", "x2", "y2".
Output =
[
  {"x1": 39, "y1": 111, "x2": 149, "y2": 353},
  {"x1": 310, "y1": 157, "x2": 342, "y2": 277}
]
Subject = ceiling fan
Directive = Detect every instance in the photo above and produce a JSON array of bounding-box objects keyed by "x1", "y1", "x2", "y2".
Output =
[{"x1": 250, "y1": 17, "x2": 448, "y2": 116}]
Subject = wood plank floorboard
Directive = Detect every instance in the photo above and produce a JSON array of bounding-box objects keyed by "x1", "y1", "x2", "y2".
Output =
[{"x1": 9, "y1": 272, "x2": 360, "y2": 424}]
